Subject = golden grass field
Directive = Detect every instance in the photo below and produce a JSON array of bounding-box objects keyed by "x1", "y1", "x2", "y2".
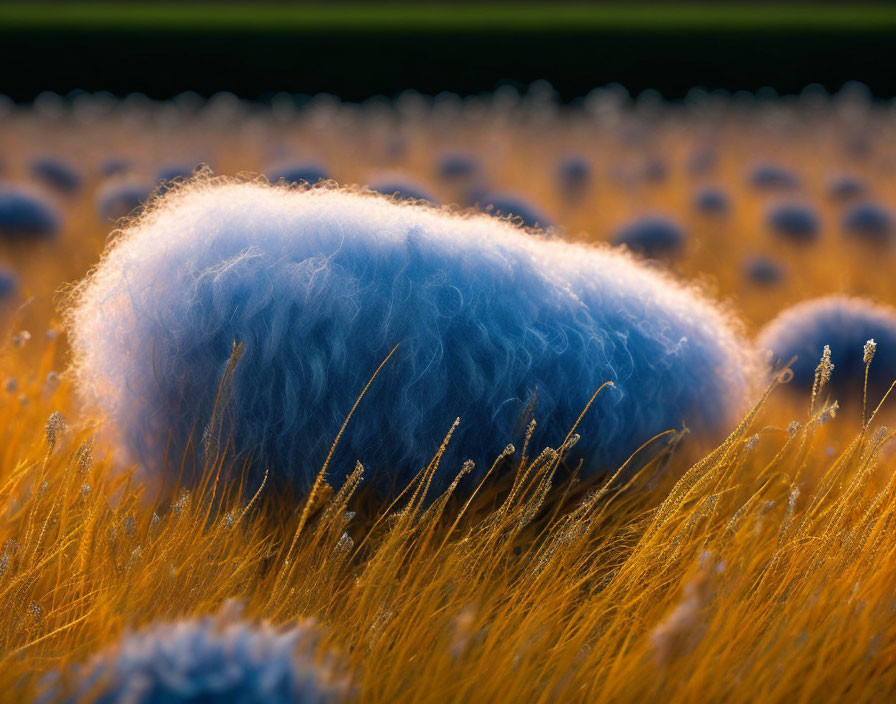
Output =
[{"x1": 2, "y1": 89, "x2": 896, "y2": 702}]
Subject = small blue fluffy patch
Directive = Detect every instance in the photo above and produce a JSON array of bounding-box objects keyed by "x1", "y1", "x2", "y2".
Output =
[
  {"x1": 0, "y1": 267, "x2": 17, "y2": 298},
  {"x1": 68, "y1": 180, "x2": 755, "y2": 497},
  {"x1": 748, "y1": 162, "x2": 801, "y2": 191},
  {"x1": 693, "y1": 187, "x2": 731, "y2": 215},
  {"x1": 743, "y1": 255, "x2": 784, "y2": 286},
  {"x1": 842, "y1": 202, "x2": 894, "y2": 244},
  {"x1": 96, "y1": 180, "x2": 153, "y2": 221},
  {"x1": 758, "y1": 296, "x2": 896, "y2": 399},
  {"x1": 765, "y1": 202, "x2": 821, "y2": 244},
  {"x1": 0, "y1": 185, "x2": 60, "y2": 239},
  {"x1": 436, "y1": 151, "x2": 479, "y2": 181},
  {"x1": 30, "y1": 156, "x2": 82, "y2": 194},
  {"x1": 46, "y1": 612, "x2": 347, "y2": 704},
  {"x1": 612, "y1": 215, "x2": 686, "y2": 259},
  {"x1": 827, "y1": 174, "x2": 867, "y2": 201},
  {"x1": 556, "y1": 155, "x2": 591, "y2": 196}
]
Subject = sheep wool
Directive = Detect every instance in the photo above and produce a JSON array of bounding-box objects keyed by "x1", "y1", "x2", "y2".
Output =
[{"x1": 68, "y1": 178, "x2": 756, "y2": 498}]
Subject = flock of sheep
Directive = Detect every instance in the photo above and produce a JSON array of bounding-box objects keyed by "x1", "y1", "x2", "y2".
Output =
[{"x1": 3, "y1": 83, "x2": 896, "y2": 701}]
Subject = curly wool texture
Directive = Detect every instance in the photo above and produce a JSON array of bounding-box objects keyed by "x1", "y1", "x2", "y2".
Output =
[
  {"x1": 49, "y1": 613, "x2": 347, "y2": 704},
  {"x1": 68, "y1": 180, "x2": 755, "y2": 497},
  {"x1": 757, "y1": 296, "x2": 896, "y2": 399}
]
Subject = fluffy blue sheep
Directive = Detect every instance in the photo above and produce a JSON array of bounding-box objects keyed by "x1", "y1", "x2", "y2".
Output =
[
  {"x1": 693, "y1": 186, "x2": 731, "y2": 215},
  {"x1": 268, "y1": 162, "x2": 330, "y2": 187},
  {"x1": 758, "y1": 296, "x2": 896, "y2": 399},
  {"x1": 0, "y1": 186, "x2": 60, "y2": 239},
  {"x1": 30, "y1": 156, "x2": 82, "y2": 194},
  {"x1": 477, "y1": 192, "x2": 553, "y2": 230},
  {"x1": 748, "y1": 162, "x2": 801, "y2": 191},
  {"x1": 743, "y1": 255, "x2": 784, "y2": 286},
  {"x1": 101, "y1": 158, "x2": 132, "y2": 177},
  {"x1": 96, "y1": 180, "x2": 153, "y2": 221},
  {"x1": 436, "y1": 151, "x2": 479, "y2": 181},
  {"x1": 827, "y1": 174, "x2": 867, "y2": 201},
  {"x1": 556, "y1": 155, "x2": 591, "y2": 198},
  {"x1": 642, "y1": 157, "x2": 668, "y2": 183},
  {"x1": 612, "y1": 215, "x2": 686, "y2": 259},
  {"x1": 0, "y1": 267, "x2": 17, "y2": 298},
  {"x1": 687, "y1": 147, "x2": 717, "y2": 176},
  {"x1": 45, "y1": 612, "x2": 347, "y2": 704},
  {"x1": 67, "y1": 181, "x2": 755, "y2": 498},
  {"x1": 765, "y1": 202, "x2": 821, "y2": 244},
  {"x1": 841, "y1": 202, "x2": 894, "y2": 245}
]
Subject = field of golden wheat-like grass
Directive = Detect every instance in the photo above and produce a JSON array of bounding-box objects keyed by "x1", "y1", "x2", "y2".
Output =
[{"x1": 2, "y1": 89, "x2": 896, "y2": 702}]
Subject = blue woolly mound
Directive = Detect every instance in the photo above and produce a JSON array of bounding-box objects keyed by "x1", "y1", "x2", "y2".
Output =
[
  {"x1": 748, "y1": 163, "x2": 801, "y2": 191},
  {"x1": 0, "y1": 268, "x2": 17, "y2": 298},
  {"x1": 96, "y1": 181, "x2": 153, "y2": 221},
  {"x1": 693, "y1": 187, "x2": 731, "y2": 215},
  {"x1": 436, "y1": 151, "x2": 479, "y2": 181},
  {"x1": 48, "y1": 612, "x2": 346, "y2": 704},
  {"x1": 743, "y1": 255, "x2": 784, "y2": 286},
  {"x1": 478, "y1": 192, "x2": 553, "y2": 230},
  {"x1": 765, "y1": 202, "x2": 821, "y2": 244},
  {"x1": 642, "y1": 157, "x2": 668, "y2": 183},
  {"x1": 557, "y1": 156, "x2": 591, "y2": 195},
  {"x1": 369, "y1": 177, "x2": 437, "y2": 205},
  {"x1": 101, "y1": 158, "x2": 132, "y2": 177},
  {"x1": 0, "y1": 186, "x2": 61, "y2": 239},
  {"x1": 30, "y1": 156, "x2": 82, "y2": 194},
  {"x1": 842, "y1": 202, "x2": 894, "y2": 244},
  {"x1": 68, "y1": 180, "x2": 755, "y2": 498},
  {"x1": 687, "y1": 147, "x2": 717, "y2": 176},
  {"x1": 758, "y1": 296, "x2": 896, "y2": 399},
  {"x1": 612, "y1": 215, "x2": 686, "y2": 259},
  {"x1": 827, "y1": 174, "x2": 867, "y2": 201},
  {"x1": 268, "y1": 162, "x2": 330, "y2": 187}
]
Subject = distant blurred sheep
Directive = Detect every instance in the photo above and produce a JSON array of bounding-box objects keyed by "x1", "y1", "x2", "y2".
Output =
[
  {"x1": 30, "y1": 156, "x2": 82, "y2": 194},
  {"x1": 841, "y1": 202, "x2": 894, "y2": 245},
  {"x1": 95, "y1": 180, "x2": 153, "y2": 221},
  {"x1": 744, "y1": 255, "x2": 784, "y2": 286},
  {"x1": 556, "y1": 155, "x2": 591, "y2": 200},
  {"x1": 68, "y1": 180, "x2": 755, "y2": 498},
  {"x1": 765, "y1": 202, "x2": 821, "y2": 244},
  {"x1": 748, "y1": 162, "x2": 801, "y2": 191},
  {"x1": 612, "y1": 215, "x2": 686, "y2": 259},
  {"x1": 436, "y1": 151, "x2": 479, "y2": 181},
  {"x1": 0, "y1": 267, "x2": 17, "y2": 298},
  {"x1": 758, "y1": 296, "x2": 896, "y2": 399},
  {"x1": 827, "y1": 174, "x2": 867, "y2": 201},
  {"x1": 0, "y1": 186, "x2": 60, "y2": 239},
  {"x1": 693, "y1": 186, "x2": 731, "y2": 215},
  {"x1": 46, "y1": 610, "x2": 348, "y2": 704}
]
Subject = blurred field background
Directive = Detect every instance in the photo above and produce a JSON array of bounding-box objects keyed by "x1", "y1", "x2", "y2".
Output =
[{"x1": 3, "y1": 2, "x2": 896, "y2": 703}]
